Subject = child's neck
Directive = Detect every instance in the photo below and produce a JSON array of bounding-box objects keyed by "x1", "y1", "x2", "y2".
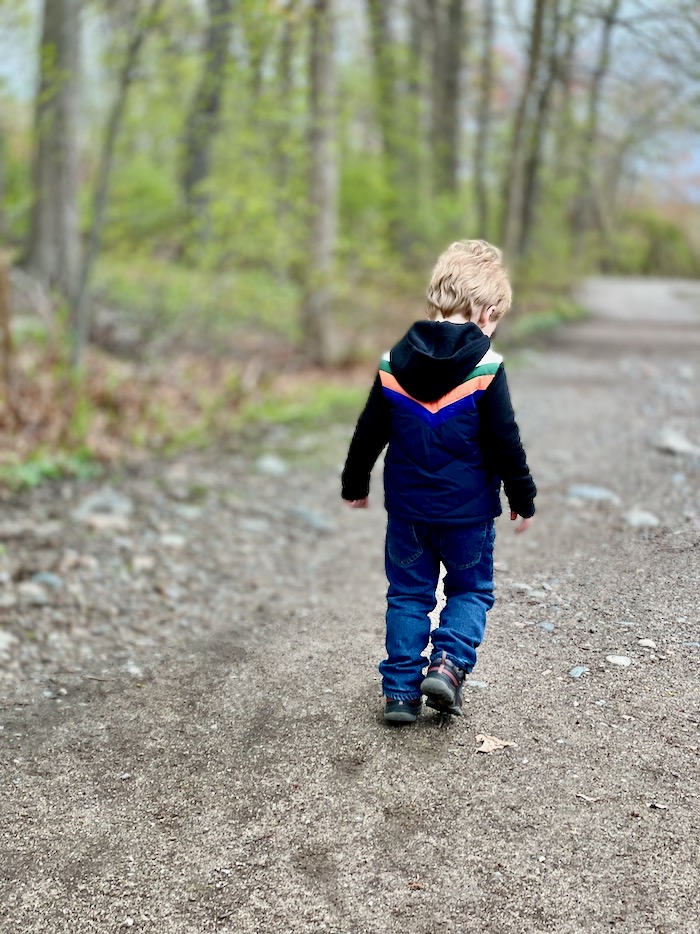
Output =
[{"x1": 435, "y1": 311, "x2": 471, "y2": 325}]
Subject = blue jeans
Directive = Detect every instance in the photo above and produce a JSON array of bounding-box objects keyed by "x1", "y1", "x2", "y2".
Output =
[{"x1": 379, "y1": 518, "x2": 495, "y2": 700}]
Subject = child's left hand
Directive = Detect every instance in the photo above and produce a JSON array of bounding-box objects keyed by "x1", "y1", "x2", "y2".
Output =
[
  {"x1": 346, "y1": 497, "x2": 369, "y2": 509},
  {"x1": 510, "y1": 511, "x2": 534, "y2": 533}
]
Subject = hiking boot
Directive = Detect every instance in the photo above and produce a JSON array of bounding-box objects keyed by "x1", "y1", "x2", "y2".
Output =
[
  {"x1": 384, "y1": 697, "x2": 422, "y2": 724},
  {"x1": 420, "y1": 651, "x2": 465, "y2": 716}
]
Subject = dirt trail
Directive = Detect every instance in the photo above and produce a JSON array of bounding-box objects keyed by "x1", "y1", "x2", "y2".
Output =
[{"x1": 2, "y1": 277, "x2": 699, "y2": 934}]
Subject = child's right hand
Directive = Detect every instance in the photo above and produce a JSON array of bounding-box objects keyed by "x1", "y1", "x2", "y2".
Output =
[
  {"x1": 510, "y1": 511, "x2": 533, "y2": 533},
  {"x1": 346, "y1": 497, "x2": 369, "y2": 509}
]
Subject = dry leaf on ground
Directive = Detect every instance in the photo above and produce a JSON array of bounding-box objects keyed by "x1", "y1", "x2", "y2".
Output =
[{"x1": 475, "y1": 733, "x2": 516, "y2": 754}]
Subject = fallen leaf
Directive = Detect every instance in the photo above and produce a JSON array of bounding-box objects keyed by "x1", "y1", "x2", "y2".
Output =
[
  {"x1": 576, "y1": 793, "x2": 602, "y2": 803},
  {"x1": 475, "y1": 733, "x2": 516, "y2": 754}
]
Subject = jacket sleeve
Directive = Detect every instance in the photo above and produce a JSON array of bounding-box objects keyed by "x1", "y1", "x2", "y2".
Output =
[
  {"x1": 341, "y1": 375, "x2": 391, "y2": 500},
  {"x1": 476, "y1": 366, "x2": 537, "y2": 518}
]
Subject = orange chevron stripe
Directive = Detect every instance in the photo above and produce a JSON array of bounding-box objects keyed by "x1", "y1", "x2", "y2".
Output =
[{"x1": 379, "y1": 370, "x2": 495, "y2": 414}]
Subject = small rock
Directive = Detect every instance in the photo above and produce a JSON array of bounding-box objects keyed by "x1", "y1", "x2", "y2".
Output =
[
  {"x1": 81, "y1": 514, "x2": 131, "y2": 533},
  {"x1": 0, "y1": 631, "x2": 19, "y2": 653},
  {"x1": 31, "y1": 572, "x2": 64, "y2": 591},
  {"x1": 638, "y1": 639, "x2": 657, "y2": 649},
  {"x1": 653, "y1": 429, "x2": 700, "y2": 457},
  {"x1": 623, "y1": 509, "x2": 659, "y2": 529},
  {"x1": 568, "y1": 665, "x2": 589, "y2": 679},
  {"x1": 73, "y1": 488, "x2": 134, "y2": 520},
  {"x1": 606, "y1": 655, "x2": 632, "y2": 667},
  {"x1": 538, "y1": 622, "x2": 555, "y2": 633},
  {"x1": 566, "y1": 485, "x2": 621, "y2": 506},
  {"x1": 527, "y1": 589, "x2": 549, "y2": 602},
  {"x1": 255, "y1": 454, "x2": 288, "y2": 476},
  {"x1": 465, "y1": 680, "x2": 488, "y2": 689},
  {"x1": 124, "y1": 662, "x2": 143, "y2": 678},
  {"x1": 0, "y1": 592, "x2": 18, "y2": 609},
  {"x1": 510, "y1": 582, "x2": 532, "y2": 594},
  {"x1": 288, "y1": 506, "x2": 333, "y2": 533},
  {"x1": 132, "y1": 555, "x2": 155, "y2": 573},
  {"x1": 17, "y1": 581, "x2": 50, "y2": 606},
  {"x1": 160, "y1": 534, "x2": 186, "y2": 549}
]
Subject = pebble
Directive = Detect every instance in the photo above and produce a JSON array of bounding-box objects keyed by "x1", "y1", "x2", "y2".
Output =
[
  {"x1": 160, "y1": 534, "x2": 186, "y2": 549},
  {"x1": 465, "y1": 680, "x2": 488, "y2": 690},
  {"x1": 566, "y1": 485, "x2": 621, "y2": 506},
  {"x1": 73, "y1": 488, "x2": 134, "y2": 520},
  {"x1": 527, "y1": 590, "x2": 549, "y2": 602},
  {"x1": 288, "y1": 506, "x2": 333, "y2": 533},
  {"x1": 653, "y1": 429, "x2": 700, "y2": 457},
  {"x1": 568, "y1": 665, "x2": 589, "y2": 679},
  {"x1": 0, "y1": 592, "x2": 18, "y2": 609},
  {"x1": 538, "y1": 622, "x2": 555, "y2": 633},
  {"x1": 623, "y1": 509, "x2": 659, "y2": 529},
  {"x1": 638, "y1": 639, "x2": 657, "y2": 649},
  {"x1": 255, "y1": 454, "x2": 288, "y2": 476},
  {"x1": 31, "y1": 572, "x2": 65, "y2": 591},
  {"x1": 17, "y1": 581, "x2": 50, "y2": 606},
  {"x1": 606, "y1": 655, "x2": 632, "y2": 667},
  {"x1": 0, "y1": 631, "x2": 19, "y2": 653}
]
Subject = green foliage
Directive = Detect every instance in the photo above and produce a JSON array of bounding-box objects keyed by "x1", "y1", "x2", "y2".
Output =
[
  {"x1": 94, "y1": 255, "x2": 302, "y2": 341},
  {"x1": 0, "y1": 451, "x2": 100, "y2": 490},
  {"x1": 239, "y1": 382, "x2": 367, "y2": 432},
  {"x1": 605, "y1": 210, "x2": 700, "y2": 278}
]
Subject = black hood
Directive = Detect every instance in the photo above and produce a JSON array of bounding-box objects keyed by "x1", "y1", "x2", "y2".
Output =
[{"x1": 390, "y1": 320, "x2": 491, "y2": 402}]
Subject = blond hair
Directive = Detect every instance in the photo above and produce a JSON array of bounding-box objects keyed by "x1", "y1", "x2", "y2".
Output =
[{"x1": 426, "y1": 240, "x2": 513, "y2": 321}]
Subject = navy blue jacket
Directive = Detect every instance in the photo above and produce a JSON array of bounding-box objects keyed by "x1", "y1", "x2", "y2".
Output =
[{"x1": 341, "y1": 321, "x2": 536, "y2": 525}]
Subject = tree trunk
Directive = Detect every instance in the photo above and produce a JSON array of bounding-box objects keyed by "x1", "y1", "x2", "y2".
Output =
[
  {"x1": 24, "y1": 0, "x2": 81, "y2": 302},
  {"x1": 301, "y1": 0, "x2": 338, "y2": 365},
  {"x1": 499, "y1": 0, "x2": 548, "y2": 258},
  {"x1": 571, "y1": 0, "x2": 621, "y2": 256},
  {"x1": 517, "y1": 0, "x2": 563, "y2": 257},
  {"x1": 180, "y1": 0, "x2": 234, "y2": 239},
  {"x1": 71, "y1": 0, "x2": 163, "y2": 369},
  {"x1": 474, "y1": 0, "x2": 495, "y2": 238},
  {"x1": 431, "y1": 0, "x2": 466, "y2": 196}
]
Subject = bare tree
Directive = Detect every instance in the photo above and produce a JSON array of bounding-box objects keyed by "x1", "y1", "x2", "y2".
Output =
[
  {"x1": 71, "y1": 0, "x2": 163, "y2": 368},
  {"x1": 180, "y1": 0, "x2": 235, "y2": 239},
  {"x1": 24, "y1": 0, "x2": 81, "y2": 301},
  {"x1": 517, "y1": 0, "x2": 563, "y2": 257},
  {"x1": 571, "y1": 0, "x2": 622, "y2": 255},
  {"x1": 474, "y1": 0, "x2": 495, "y2": 238},
  {"x1": 499, "y1": 0, "x2": 548, "y2": 258},
  {"x1": 301, "y1": 0, "x2": 338, "y2": 365},
  {"x1": 426, "y1": 0, "x2": 467, "y2": 197}
]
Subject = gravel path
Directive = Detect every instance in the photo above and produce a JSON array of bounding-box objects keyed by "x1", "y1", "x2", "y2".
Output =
[{"x1": 1, "y1": 277, "x2": 699, "y2": 933}]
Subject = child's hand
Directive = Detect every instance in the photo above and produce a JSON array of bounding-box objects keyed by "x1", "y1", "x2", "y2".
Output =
[
  {"x1": 510, "y1": 511, "x2": 533, "y2": 533},
  {"x1": 346, "y1": 497, "x2": 369, "y2": 509}
]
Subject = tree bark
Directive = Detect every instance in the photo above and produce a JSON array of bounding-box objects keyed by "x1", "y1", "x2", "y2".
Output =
[
  {"x1": 517, "y1": 0, "x2": 563, "y2": 257},
  {"x1": 301, "y1": 0, "x2": 338, "y2": 365},
  {"x1": 499, "y1": 0, "x2": 548, "y2": 258},
  {"x1": 24, "y1": 0, "x2": 81, "y2": 302},
  {"x1": 180, "y1": 0, "x2": 234, "y2": 239},
  {"x1": 431, "y1": 0, "x2": 466, "y2": 196},
  {"x1": 71, "y1": 0, "x2": 163, "y2": 369},
  {"x1": 474, "y1": 0, "x2": 495, "y2": 238},
  {"x1": 571, "y1": 0, "x2": 622, "y2": 256}
]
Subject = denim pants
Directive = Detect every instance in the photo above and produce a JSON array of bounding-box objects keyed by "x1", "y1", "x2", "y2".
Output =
[{"x1": 379, "y1": 517, "x2": 495, "y2": 701}]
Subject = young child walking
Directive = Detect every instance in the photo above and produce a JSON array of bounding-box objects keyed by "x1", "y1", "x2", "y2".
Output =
[{"x1": 341, "y1": 240, "x2": 536, "y2": 723}]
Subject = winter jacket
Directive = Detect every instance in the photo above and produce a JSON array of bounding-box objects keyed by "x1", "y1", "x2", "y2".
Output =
[{"x1": 341, "y1": 320, "x2": 536, "y2": 525}]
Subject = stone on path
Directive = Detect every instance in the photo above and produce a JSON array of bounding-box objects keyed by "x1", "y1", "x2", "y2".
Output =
[
  {"x1": 623, "y1": 508, "x2": 660, "y2": 528},
  {"x1": 653, "y1": 429, "x2": 700, "y2": 458},
  {"x1": 255, "y1": 454, "x2": 288, "y2": 476},
  {"x1": 638, "y1": 639, "x2": 657, "y2": 649},
  {"x1": 566, "y1": 485, "x2": 621, "y2": 506},
  {"x1": 569, "y1": 665, "x2": 589, "y2": 679},
  {"x1": 606, "y1": 655, "x2": 632, "y2": 667}
]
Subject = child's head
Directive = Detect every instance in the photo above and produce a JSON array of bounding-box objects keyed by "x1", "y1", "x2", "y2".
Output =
[{"x1": 426, "y1": 240, "x2": 512, "y2": 323}]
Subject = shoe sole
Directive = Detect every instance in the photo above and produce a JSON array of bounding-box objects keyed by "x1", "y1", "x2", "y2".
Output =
[
  {"x1": 425, "y1": 696, "x2": 462, "y2": 716},
  {"x1": 421, "y1": 675, "x2": 462, "y2": 716},
  {"x1": 384, "y1": 710, "x2": 419, "y2": 723}
]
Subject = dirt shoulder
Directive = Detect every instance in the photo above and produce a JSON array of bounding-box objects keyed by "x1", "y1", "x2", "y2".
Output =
[{"x1": 1, "y1": 277, "x2": 699, "y2": 934}]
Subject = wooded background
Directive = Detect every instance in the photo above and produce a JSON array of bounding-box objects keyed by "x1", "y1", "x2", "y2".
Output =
[{"x1": 0, "y1": 0, "x2": 699, "y2": 470}]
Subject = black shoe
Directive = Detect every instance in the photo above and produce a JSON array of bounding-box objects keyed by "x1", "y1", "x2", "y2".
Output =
[
  {"x1": 420, "y1": 652, "x2": 465, "y2": 716},
  {"x1": 384, "y1": 697, "x2": 422, "y2": 723}
]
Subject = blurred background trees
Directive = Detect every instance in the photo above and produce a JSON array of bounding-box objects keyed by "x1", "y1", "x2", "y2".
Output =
[{"x1": 0, "y1": 0, "x2": 698, "y2": 467}]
